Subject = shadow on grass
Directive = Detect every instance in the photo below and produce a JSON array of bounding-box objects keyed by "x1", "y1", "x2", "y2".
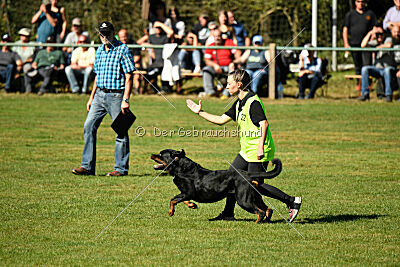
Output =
[
  {"x1": 96, "y1": 173, "x2": 156, "y2": 177},
  {"x1": 293, "y1": 214, "x2": 382, "y2": 224},
  {"x1": 233, "y1": 214, "x2": 382, "y2": 224}
]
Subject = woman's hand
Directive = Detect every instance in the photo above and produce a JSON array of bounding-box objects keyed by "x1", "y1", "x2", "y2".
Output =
[
  {"x1": 186, "y1": 99, "x2": 202, "y2": 114},
  {"x1": 257, "y1": 145, "x2": 265, "y2": 160}
]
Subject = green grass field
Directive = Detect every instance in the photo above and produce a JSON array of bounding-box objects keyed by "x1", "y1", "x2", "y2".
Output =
[{"x1": 0, "y1": 86, "x2": 399, "y2": 265}]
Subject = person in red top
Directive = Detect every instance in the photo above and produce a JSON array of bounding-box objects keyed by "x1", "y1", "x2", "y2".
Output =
[{"x1": 201, "y1": 28, "x2": 240, "y2": 97}]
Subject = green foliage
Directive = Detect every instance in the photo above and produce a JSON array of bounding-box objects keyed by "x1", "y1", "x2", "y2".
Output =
[
  {"x1": 0, "y1": 0, "x2": 396, "y2": 46},
  {"x1": 0, "y1": 91, "x2": 399, "y2": 265}
]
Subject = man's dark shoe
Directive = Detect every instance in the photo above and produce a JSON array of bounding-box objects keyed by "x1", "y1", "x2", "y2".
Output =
[
  {"x1": 385, "y1": 95, "x2": 393, "y2": 102},
  {"x1": 106, "y1": 170, "x2": 126, "y2": 177},
  {"x1": 357, "y1": 94, "x2": 370, "y2": 101},
  {"x1": 72, "y1": 167, "x2": 94, "y2": 175},
  {"x1": 209, "y1": 213, "x2": 236, "y2": 221}
]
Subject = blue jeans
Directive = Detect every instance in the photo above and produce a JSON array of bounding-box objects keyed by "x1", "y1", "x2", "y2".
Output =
[
  {"x1": 0, "y1": 64, "x2": 16, "y2": 91},
  {"x1": 65, "y1": 66, "x2": 93, "y2": 93},
  {"x1": 361, "y1": 65, "x2": 394, "y2": 96},
  {"x1": 24, "y1": 67, "x2": 54, "y2": 93},
  {"x1": 202, "y1": 65, "x2": 230, "y2": 95},
  {"x1": 245, "y1": 69, "x2": 268, "y2": 93},
  {"x1": 81, "y1": 90, "x2": 130, "y2": 174},
  {"x1": 178, "y1": 50, "x2": 201, "y2": 69}
]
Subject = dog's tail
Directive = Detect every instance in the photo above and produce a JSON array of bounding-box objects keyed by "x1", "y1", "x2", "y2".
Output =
[{"x1": 249, "y1": 158, "x2": 282, "y2": 179}]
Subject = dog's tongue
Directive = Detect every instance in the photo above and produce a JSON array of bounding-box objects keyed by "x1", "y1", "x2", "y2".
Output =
[{"x1": 154, "y1": 163, "x2": 164, "y2": 169}]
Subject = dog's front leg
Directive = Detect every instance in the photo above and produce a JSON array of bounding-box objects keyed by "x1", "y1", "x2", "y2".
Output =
[
  {"x1": 184, "y1": 201, "x2": 198, "y2": 209},
  {"x1": 168, "y1": 193, "x2": 188, "y2": 216},
  {"x1": 169, "y1": 200, "x2": 178, "y2": 216}
]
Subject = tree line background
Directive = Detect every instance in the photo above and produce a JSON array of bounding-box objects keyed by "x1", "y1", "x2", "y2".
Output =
[{"x1": 0, "y1": 0, "x2": 395, "y2": 47}]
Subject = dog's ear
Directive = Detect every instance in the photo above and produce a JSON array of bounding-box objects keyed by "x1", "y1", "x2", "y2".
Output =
[{"x1": 172, "y1": 149, "x2": 185, "y2": 162}]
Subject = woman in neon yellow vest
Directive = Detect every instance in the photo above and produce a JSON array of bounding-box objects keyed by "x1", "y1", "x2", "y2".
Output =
[{"x1": 187, "y1": 69, "x2": 302, "y2": 223}]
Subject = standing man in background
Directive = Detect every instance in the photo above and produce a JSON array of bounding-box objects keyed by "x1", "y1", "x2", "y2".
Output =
[
  {"x1": 72, "y1": 22, "x2": 135, "y2": 177},
  {"x1": 383, "y1": 0, "x2": 400, "y2": 32},
  {"x1": 343, "y1": 0, "x2": 377, "y2": 91}
]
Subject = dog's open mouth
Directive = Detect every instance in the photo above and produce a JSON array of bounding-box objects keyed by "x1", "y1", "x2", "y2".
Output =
[{"x1": 151, "y1": 154, "x2": 167, "y2": 170}]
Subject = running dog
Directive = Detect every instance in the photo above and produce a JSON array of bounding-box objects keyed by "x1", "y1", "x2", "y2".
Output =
[{"x1": 151, "y1": 149, "x2": 282, "y2": 223}]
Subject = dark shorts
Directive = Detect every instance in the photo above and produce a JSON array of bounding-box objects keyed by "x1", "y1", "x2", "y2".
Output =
[{"x1": 229, "y1": 153, "x2": 269, "y2": 173}]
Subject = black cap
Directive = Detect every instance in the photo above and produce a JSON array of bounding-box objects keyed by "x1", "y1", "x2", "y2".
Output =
[
  {"x1": 99, "y1": 21, "x2": 114, "y2": 35},
  {"x1": 46, "y1": 35, "x2": 55, "y2": 43},
  {"x1": 1, "y1": 34, "x2": 11, "y2": 42}
]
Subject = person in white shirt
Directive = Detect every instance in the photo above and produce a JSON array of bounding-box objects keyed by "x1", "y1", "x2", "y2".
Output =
[{"x1": 64, "y1": 34, "x2": 95, "y2": 94}]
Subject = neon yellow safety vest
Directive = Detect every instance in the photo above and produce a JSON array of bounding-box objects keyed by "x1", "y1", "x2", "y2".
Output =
[{"x1": 236, "y1": 94, "x2": 275, "y2": 162}]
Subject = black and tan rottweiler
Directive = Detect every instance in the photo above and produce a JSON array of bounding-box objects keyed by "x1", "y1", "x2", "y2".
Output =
[{"x1": 151, "y1": 149, "x2": 282, "y2": 223}]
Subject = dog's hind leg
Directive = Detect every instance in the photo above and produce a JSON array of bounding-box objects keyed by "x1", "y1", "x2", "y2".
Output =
[
  {"x1": 255, "y1": 208, "x2": 266, "y2": 224},
  {"x1": 265, "y1": 208, "x2": 273, "y2": 223},
  {"x1": 255, "y1": 197, "x2": 273, "y2": 223},
  {"x1": 184, "y1": 201, "x2": 198, "y2": 209}
]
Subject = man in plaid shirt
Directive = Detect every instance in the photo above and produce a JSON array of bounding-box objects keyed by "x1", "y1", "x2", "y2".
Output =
[{"x1": 72, "y1": 21, "x2": 135, "y2": 177}]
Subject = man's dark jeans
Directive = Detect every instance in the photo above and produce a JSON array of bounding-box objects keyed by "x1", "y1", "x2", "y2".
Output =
[{"x1": 0, "y1": 64, "x2": 16, "y2": 92}]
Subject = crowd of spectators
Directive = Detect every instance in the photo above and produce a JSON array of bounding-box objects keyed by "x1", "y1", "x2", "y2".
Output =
[
  {"x1": 343, "y1": 0, "x2": 400, "y2": 102},
  {"x1": 1, "y1": 0, "x2": 400, "y2": 102}
]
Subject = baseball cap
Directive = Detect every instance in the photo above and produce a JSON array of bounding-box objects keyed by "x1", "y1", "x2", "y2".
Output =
[
  {"x1": 208, "y1": 21, "x2": 218, "y2": 30},
  {"x1": 98, "y1": 21, "x2": 114, "y2": 35},
  {"x1": 72, "y1": 18, "x2": 81, "y2": 26},
  {"x1": 18, "y1": 28, "x2": 31, "y2": 36},
  {"x1": 252, "y1": 35, "x2": 263, "y2": 44},
  {"x1": 1, "y1": 34, "x2": 11, "y2": 42},
  {"x1": 46, "y1": 35, "x2": 55, "y2": 43}
]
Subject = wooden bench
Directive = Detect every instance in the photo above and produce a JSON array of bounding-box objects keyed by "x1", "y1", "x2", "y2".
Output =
[
  {"x1": 133, "y1": 70, "x2": 202, "y2": 78},
  {"x1": 344, "y1": 74, "x2": 362, "y2": 80},
  {"x1": 181, "y1": 72, "x2": 202, "y2": 78},
  {"x1": 345, "y1": 74, "x2": 379, "y2": 98}
]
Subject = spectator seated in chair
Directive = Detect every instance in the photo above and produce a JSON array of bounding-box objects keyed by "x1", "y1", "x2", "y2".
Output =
[
  {"x1": 63, "y1": 17, "x2": 90, "y2": 65},
  {"x1": 297, "y1": 44, "x2": 323, "y2": 99},
  {"x1": 192, "y1": 12, "x2": 210, "y2": 46},
  {"x1": 64, "y1": 34, "x2": 95, "y2": 94},
  {"x1": 234, "y1": 35, "x2": 274, "y2": 95},
  {"x1": 358, "y1": 25, "x2": 399, "y2": 102},
  {"x1": 0, "y1": 34, "x2": 22, "y2": 93},
  {"x1": 146, "y1": 21, "x2": 174, "y2": 94},
  {"x1": 178, "y1": 32, "x2": 201, "y2": 73},
  {"x1": 201, "y1": 28, "x2": 239, "y2": 98},
  {"x1": 24, "y1": 35, "x2": 65, "y2": 95}
]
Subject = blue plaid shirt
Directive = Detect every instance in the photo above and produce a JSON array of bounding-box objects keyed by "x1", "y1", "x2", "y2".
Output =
[{"x1": 94, "y1": 40, "x2": 135, "y2": 90}]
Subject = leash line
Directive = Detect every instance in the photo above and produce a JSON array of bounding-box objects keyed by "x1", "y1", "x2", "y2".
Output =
[{"x1": 225, "y1": 159, "x2": 305, "y2": 239}]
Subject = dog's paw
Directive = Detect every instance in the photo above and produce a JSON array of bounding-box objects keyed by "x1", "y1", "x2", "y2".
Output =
[
  {"x1": 185, "y1": 201, "x2": 198, "y2": 209},
  {"x1": 188, "y1": 203, "x2": 198, "y2": 209},
  {"x1": 168, "y1": 209, "x2": 175, "y2": 216}
]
